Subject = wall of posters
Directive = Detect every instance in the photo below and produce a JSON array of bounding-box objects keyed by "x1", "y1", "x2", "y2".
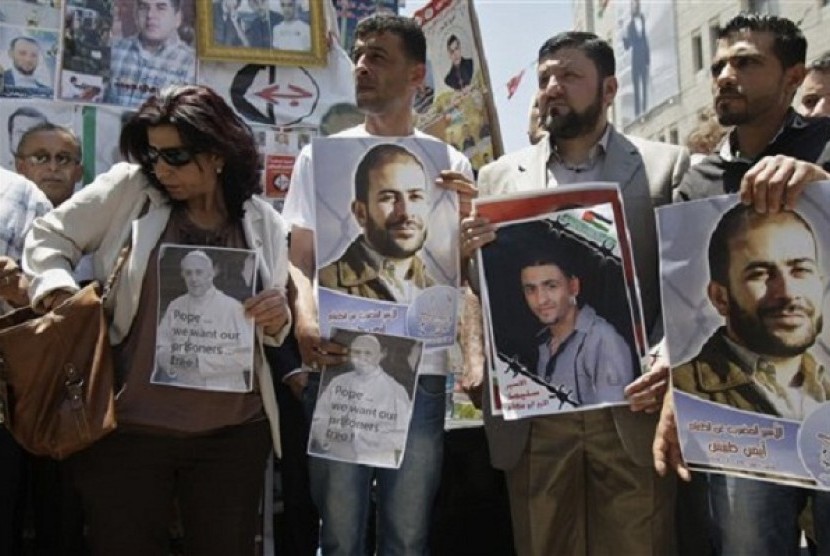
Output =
[
  {"x1": 476, "y1": 185, "x2": 647, "y2": 420},
  {"x1": 661, "y1": 183, "x2": 830, "y2": 488}
]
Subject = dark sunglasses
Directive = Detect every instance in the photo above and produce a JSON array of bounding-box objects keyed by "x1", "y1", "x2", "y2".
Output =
[{"x1": 144, "y1": 146, "x2": 199, "y2": 167}]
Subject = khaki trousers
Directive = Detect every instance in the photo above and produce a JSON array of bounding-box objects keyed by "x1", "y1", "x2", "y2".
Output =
[{"x1": 505, "y1": 408, "x2": 675, "y2": 556}]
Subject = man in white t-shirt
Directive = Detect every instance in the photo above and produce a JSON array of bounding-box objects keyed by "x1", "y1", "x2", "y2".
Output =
[
  {"x1": 282, "y1": 13, "x2": 474, "y2": 556},
  {"x1": 271, "y1": 0, "x2": 310, "y2": 51}
]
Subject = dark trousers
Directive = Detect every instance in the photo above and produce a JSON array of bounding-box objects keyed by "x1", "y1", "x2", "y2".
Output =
[
  {"x1": 69, "y1": 420, "x2": 271, "y2": 556},
  {"x1": 275, "y1": 381, "x2": 319, "y2": 556},
  {"x1": 0, "y1": 427, "x2": 24, "y2": 556},
  {"x1": 27, "y1": 455, "x2": 87, "y2": 556}
]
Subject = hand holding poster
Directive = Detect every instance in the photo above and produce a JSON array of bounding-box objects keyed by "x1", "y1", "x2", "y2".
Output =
[
  {"x1": 313, "y1": 136, "x2": 460, "y2": 349},
  {"x1": 660, "y1": 183, "x2": 830, "y2": 488},
  {"x1": 308, "y1": 328, "x2": 423, "y2": 468},
  {"x1": 476, "y1": 184, "x2": 648, "y2": 420}
]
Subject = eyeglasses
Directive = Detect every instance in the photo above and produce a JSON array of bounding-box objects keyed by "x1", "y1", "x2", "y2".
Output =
[
  {"x1": 16, "y1": 152, "x2": 80, "y2": 167},
  {"x1": 144, "y1": 146, "x2": 199, "y2": 167}
]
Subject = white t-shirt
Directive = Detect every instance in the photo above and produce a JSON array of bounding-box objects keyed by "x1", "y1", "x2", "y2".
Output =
[
  {"x1": 272, "y1": 19, "x2": 311, "y2": 51},
  {"x1": 282, "y1": 124, "x2": 473, "y2": 375}
]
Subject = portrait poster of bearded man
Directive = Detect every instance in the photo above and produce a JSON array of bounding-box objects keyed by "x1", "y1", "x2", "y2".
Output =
[
  {"x1": 660, "y1": 184, "x2": 830, "y2": 487},
  {"x1": 312, "y1": 137, "x2": 461, "y2": 349}
]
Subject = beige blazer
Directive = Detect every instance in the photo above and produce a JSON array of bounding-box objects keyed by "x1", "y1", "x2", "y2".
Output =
[{"x1": 477, "y1": 126, "x2": 690, "y2": 469}]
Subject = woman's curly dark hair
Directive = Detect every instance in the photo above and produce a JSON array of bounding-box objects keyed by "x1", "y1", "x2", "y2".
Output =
[{"x1": 120, "y1": 84, "x2": 262, "y2": 220}]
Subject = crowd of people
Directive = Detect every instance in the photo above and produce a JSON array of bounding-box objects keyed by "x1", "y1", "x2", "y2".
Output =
[{"x1": 0, "y1": 9, "x2": 830, "y2": 556}]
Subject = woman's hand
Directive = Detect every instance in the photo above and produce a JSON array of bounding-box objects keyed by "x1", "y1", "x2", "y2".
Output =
[{"x1": 244, "y1": 288, "x2": 290, "y2": 336}]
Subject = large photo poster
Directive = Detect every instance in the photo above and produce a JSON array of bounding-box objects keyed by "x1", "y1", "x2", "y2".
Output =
[
  {"x1": 154, "y1": 244, "x2": 257, "y2": 393},
  {"x1": 308, "y1": 328, "x2": 422, "y2": 468},
  {"x1": 411, "y1": 0, "x2": 501, "y2": 171},
  {"x1": 613, "y1": 0, "x2": 679, "y2": 127},
  {"x1": 0, "y1": 13, "x2": 60, "y2": 101},
  {"x1": 59, "y1": 0, "x2": 198, "y2": 108},
  {"x1": 661, "y1": 184, "x2": 830, "y2": 489},
  {"x1": 476, "y1": 185, "x2": 647, "y2": 420},
  {"x1": 313, "y1": 136, "x2": 460, "y2": 349}
]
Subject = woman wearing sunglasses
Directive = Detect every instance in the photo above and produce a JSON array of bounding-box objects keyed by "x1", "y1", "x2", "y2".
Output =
[{"x1": 23, "y1": 85, "x2": 291, "y2": 555}]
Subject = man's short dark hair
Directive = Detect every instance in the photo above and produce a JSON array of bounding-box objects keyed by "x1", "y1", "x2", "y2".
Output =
[
  {"x1": 717, "y1": 13, "x2": 806, "y2": 69},
  {"x1": 353, "y1": 143, "x2": 424, "y2": 204},
  {"x1": 9, "y1": 36, "x2": 39, "y2": 51},
  {"x1": 354, "y1": 14, "x2": 426, "y2": 64},
  {"x1": 808, "y1": 50, "x2": 830, "y2": 74},
  {"x1": 520, "y1": 250, "x2": 576, "y2": 281},
  {"x1": 8, "y1": 107, "x2": 48, "y2": 137},
  {"x1": 537, "y1": 31, "x2": 615, "y2": 80},
  {"x1": 16, "y1": 122, "x2": 82, "y2": 157},
  {"x1": 708, "y1": 203, "x2": 816, "y2": 285},
  {"x1": 446, "y1": 34, "x2": 459, "y2": 49},
  {"x1": 140, "y1": 0, "x2": 182, "y2": 12}
]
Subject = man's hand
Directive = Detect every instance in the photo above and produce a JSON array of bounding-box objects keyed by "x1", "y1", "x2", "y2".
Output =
[
  {"x1": 295, "y1": 320, "x2": 349, "y2": 370},
  {"x1": 740, "y1": 155, "x2": 830, "y2": 213},
  {"x1": 244, "y1": 288, "x2": 290, "y2": 336},
  {"x1": 460, "y1": 215, "x2": 496, "y2": 261},
  {"x1": 0, "y1": 256, "x2": 28, "y2": 308},
  {"x1": 458, "y1": 287, "x2": 485, "y2": 409},
  {"x1": 436, "y1": 170, "x2": 477, "y2": 218},
  {"x1": 284, "y1": 370, "x2": 309, "y2": 400},
  {"x1": 653, "y1": 393, "x2": 691, "y2": 481},
  {"x1": 39, "y1": 289, "x2": 74, "y2": 313},
  {"x1": 625, "y1": 346, "x2": 669, "y2": 413}
]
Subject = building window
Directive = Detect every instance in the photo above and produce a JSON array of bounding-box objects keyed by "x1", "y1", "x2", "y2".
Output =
[
  {"x1": 669, "y1": 127, "x2": 679, "y2": 145},
  {"x1": 748, "y1": 0, "x2": 779, "y2": 14},
  {"x1": 709, "y1": 19, "x2": 720, "y2": 60},
  {"x1": 692, "y1": 32, "x2": 704, "y2": 73}
]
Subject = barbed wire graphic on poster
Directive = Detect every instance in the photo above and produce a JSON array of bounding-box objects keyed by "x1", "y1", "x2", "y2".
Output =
[
  {"x1": 661, "y1": 183, "x2": 830, "y2": 489},
  {"x1": 313, "y1": 136, "x2": 460, "y2": 349},
  {"x1": 153, "y1": 244, "x2": 257, "y2": 393},
  {"x1": 476, "y1": 184, "x2": 647, "y2": 420},
  {"x1": 308, "y1": 328, "x2": 422, "y2": 468}
]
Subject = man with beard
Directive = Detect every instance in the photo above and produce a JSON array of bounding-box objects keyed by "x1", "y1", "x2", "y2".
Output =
[
  {"x1": 282, "y1": 14, "x2": 474, "y2": 555},
  {"x1": 2, "y1": 37, "x2": 53, "y2": 99},
  {"x1": 461, "y1": 31, "x2": 688, "y2": 555},
  {"x1": 641, "y1": 14, "x2": 830, "y2": 555},
  {"x1": 674, "y1": 203, "x2": 829, "y2": 416},
  {"x1": 318, "y1": 143, "x2": 434, "y2": 302}
]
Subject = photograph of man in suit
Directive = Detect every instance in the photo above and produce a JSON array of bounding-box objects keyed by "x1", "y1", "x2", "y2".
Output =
[
  {"x1": 212, "y1": 0, "x2": 246, "y2": 47},
  {"x1": 673, "y1": 203, "x2": 830, "y2": 419},
  {"x1": 242, "y1": 0, "x2": 280, "y2": 48},
  {"x1": 622, "y1": 0, "x2": 650, "y2": 117},
  {"x1": 443, "y1": 34, "x2": 473, "y2": 91},
  {"x1": 2, "y1": 36, "x2": 53, "y2": 99},
  {"x1": 317, "y1": 143, "x2": 434, "y2": 303},
  {"x1": 521, "y1": 252, "x2": 634, "y2": 406},
  {"x1": 462, "y1": 31, "x2": 688, "y2": 555}
]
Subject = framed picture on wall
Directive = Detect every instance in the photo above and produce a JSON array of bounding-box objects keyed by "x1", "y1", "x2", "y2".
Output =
[{"x1": 196, "y1": 0, "x2": 326, "y2": 66}]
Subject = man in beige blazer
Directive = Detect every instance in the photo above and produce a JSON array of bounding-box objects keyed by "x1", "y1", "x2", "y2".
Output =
[{"x1": 465, "y1": 31, "x2": 688, "y2": 555}]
